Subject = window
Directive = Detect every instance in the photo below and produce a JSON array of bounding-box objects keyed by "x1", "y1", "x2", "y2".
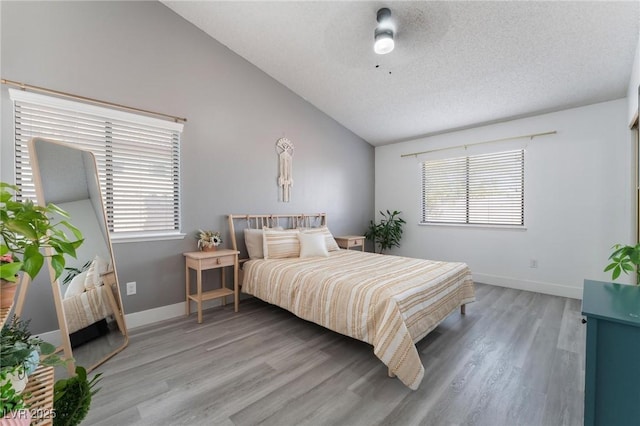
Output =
[
  {"x1": 421, "y1": 149, "x2": 524, "y2": 226},
  {"x1": 10, "y1": 89, "x2": 184, "y2": 240}
]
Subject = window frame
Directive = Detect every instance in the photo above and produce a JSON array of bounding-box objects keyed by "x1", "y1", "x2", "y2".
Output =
[
  {"x1": 420, "y1": 149, "x2": 525, "y2": 228},
  {"x1": 9, "y1": 89, "x2": 185, "y2": 243}
]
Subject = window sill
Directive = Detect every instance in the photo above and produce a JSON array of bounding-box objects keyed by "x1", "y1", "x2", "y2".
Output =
[
  {"x1": 418, "y1": 222, "x2": 527, "y2": 231},
  {"x1": 111, "y1": 232, "x2": 186, "y2": 244}
]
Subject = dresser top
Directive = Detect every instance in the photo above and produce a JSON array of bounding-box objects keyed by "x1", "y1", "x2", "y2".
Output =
[
  {"x1": 183, "y1": 249, "x2": 239, "y2": 259},
  {"x1": 582, "y1": 279, "x2": 640, "y2": 326}
]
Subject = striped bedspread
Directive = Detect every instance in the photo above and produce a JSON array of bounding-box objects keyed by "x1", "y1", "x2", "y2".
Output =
[
  {"x1": 242, "y1": 250, "x2": 475, "y2": 389},
  {"x1": 63, "y1": 285, "x2": 114, "y2": 334}
]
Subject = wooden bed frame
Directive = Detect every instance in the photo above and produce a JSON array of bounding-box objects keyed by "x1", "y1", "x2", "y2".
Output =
[
  {"x1": 227, "y1": 213, "x2": 328, "y2": 264},
  {"x1": 229, "y1": 212, "x2": 472, "y2": 384},
  {"x1": 228, "y1": 212, "x2": 467, "y2": 382},
  {"x1": 227, "y1": 212, "x2": 467, "y2": 314}
]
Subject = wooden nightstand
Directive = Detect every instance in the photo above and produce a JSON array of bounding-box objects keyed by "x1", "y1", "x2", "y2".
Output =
[
  {"x1": 334, "y1": 235, "x2": 366, "y2": 251},
  {"x1": 184, "y1": 249, "x2": 239, "y2": 323}
]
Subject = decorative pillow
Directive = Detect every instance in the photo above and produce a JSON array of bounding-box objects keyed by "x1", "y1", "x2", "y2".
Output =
[
  {"x1": 84, "y1": 255, "x2": 109, "y2": 289},
  {"x1": 244, "y1": 227, "x2": 284, "y2": 259},
  {"x1": 244, "y1": 229, "x2": 264, "y2": 259},
  {"x1": 298, "y1": 232, "x2": 329, "y2": 258},
  {"x1": 300, "y1": 226, "x2": 340, "y2": 251},
  {"x1": 64, "y1": 270, "x2": 88, "y2": 299},
  {"x1": 263, "y1": 228, "x2": 300, "y2": 259}
]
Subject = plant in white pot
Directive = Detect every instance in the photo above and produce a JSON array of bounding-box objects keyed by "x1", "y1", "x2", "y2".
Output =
[
  {"x1": 0, "y1": 374, "x2": 31, "y2": 425},
  {"x1": 0, "y1": 316, "x2": 65, "y2": 394}
]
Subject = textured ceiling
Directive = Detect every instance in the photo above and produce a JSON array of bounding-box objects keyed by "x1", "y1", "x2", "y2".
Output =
[{"x1": 163, "y1": 1, "x2": 639, "y2": 146}]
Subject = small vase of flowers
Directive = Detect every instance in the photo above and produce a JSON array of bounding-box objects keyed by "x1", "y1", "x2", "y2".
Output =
[{"x1": 196, "y1": 230, "x2": 222, "y2": 252}]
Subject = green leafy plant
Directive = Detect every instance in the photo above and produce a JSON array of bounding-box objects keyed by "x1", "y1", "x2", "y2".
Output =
[
  {"x1": 1, "y1": 316, "x2": 66, "y2": 374},
  {"x1": 0, "y1": 371, "x2": 29, "y2": 416},
  {"x1": 0, "y1": 182, "x2": 84, "y2": 282},
  {"x1": 605, "y1": 243, "x2": 640, "y2": 283},
  {"x1": 364, "y1": 210, "x2": 406, "y2": 254},
  {"x1": 61, "y1": 260, "x2": 92, "y2": 286},
  {"x1": 53, "y1": 366, "x2": 102, "y2": 426}
]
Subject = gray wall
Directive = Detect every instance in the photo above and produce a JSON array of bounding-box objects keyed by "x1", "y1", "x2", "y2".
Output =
[{"x1": 0, "y1": 1, "x2": 374, "y2": 333}]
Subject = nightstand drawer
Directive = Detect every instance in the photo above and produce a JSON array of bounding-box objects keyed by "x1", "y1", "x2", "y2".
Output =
[
  {"x1": 335, "y1": 236, "x2": 366, "y2": 251},
  {"x1": 199, "y1": 254, "x2": 235, "y2": 269},
  {"x1": 349, "y1": 238, "x2": 364, "y2": 247}
]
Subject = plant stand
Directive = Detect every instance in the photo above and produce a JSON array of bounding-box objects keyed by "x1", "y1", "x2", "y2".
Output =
[
  {"x1": 1, "y1": 289, "x2": 55, "y2": 425},
  {"x1": 23, "y1": 366, "x2": 55, "y2": 426}
]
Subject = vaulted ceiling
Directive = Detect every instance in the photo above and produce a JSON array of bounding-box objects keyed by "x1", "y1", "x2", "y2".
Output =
[{"x1": 163, "y1": 1, "x2": 639, "y2": 146}]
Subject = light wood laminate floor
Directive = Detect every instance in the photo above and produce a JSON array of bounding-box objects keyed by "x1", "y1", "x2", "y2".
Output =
[{"x1": 84, "y1": 283, "x2": 585, "y2": 426}]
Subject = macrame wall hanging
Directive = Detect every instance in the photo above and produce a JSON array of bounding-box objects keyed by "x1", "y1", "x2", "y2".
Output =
[{"x1": 276, "y1": 138, "x2": 294, "y2": 202}]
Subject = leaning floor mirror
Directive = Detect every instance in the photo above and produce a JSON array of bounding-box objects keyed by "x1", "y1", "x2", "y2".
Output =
[{"x1": 27, "y1": 137, "x2": 128, "y2": 376}]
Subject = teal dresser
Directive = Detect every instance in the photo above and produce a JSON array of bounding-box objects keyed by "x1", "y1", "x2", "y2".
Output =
[{"x1": 582, "y1": 280, "x2": 640, "y2": 426}]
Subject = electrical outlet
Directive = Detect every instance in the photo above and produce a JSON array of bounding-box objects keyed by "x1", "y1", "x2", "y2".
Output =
[
  {"x1": 529, "y1": 259, "x2": 538, "y2": 269},
  {"x1": 126, "y1": 281, "x2": 136, "y2": 295}
]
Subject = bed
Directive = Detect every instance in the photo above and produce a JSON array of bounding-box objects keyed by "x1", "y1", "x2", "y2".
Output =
[
  {"x1": 62, "y1": 264, "x2": 126, "y2": 335},
  {"x1": 63, "y1": 284, "x2": 115, "y2": 334},
  {"x1": 228, "y1": 213, "x2": 475, "y2": 390}
]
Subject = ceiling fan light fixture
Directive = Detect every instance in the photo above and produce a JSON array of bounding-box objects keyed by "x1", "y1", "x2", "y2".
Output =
[
  {"x1": 374, "y1": 8, "x2": 395, "y2": 55},
  {"x1": 374, "y1": 29, "x2": 395, "y2": 55},
  {"x1": 377, "y1": 7, "x2": 392, "y2": 24}
]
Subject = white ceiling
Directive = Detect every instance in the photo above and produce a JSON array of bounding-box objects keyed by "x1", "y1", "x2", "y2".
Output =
[{"x1": 163, "y1": 1, "x2": 639, "y2": 146}]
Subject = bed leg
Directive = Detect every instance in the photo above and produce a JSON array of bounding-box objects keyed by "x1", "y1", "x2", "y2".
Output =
[
  {"x1": 460, "y1": 304, "x2": 466, "y2": 315},
  {"x1": 388, "y1": 368, "x2": 396, "y2": 378}
]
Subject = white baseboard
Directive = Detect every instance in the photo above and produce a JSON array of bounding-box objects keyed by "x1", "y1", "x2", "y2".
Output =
[
  {"x1": 125, "y1": 298, "x2": 224, "y2": 329},
  {"x1": 124, "y1": 301, "x2": 186, "y2": 329},
  {"x1": 473, "y1": 273, "x2": 583, "y2": 299},
  {"x1": 37, "y1": 276, "x2": 580, "y2": 343},
  {"x1": 37, "y1": 299, "x2": 223, "y2": 342}
]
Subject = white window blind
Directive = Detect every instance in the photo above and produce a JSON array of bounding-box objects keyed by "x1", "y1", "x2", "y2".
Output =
[
  {"x1": 10, "y1": 89, "x2": 183, "y2": 238},
  {"x1": 421, "y1": 149, "x2": 524, "y2": 226}
]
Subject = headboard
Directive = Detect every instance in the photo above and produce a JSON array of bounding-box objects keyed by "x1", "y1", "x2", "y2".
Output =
[{"x1": 227, "y1": 213, "x2": 327, "y2": 263}]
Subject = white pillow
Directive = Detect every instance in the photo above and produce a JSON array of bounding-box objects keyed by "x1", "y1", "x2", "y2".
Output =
[
  {"x1": 263, "y1": 228, "x2": 300, "y2": 259},
  {"x1": 64, "y1": 270, "x2": 88, "y2": 299},
  {"x1": 298, "y1": 232, "x2": 329, "y2": 258},
  {"x1": 84, "y1": 255, "x2": 109, "y2": 289},
  {"x1": 244, "y1": 229, "x2": 264, "y2": 259},
  {"x1": 300, "y1": 226, "x2": 340, "y2": 251},
  {"x1": 244, "y1": 227, "x2": 283, "y2": 259}
]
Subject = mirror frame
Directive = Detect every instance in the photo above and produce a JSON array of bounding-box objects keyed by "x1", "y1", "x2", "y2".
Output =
[{"x1": 16, "y1": 137, "x2": 128, "y2": 375}]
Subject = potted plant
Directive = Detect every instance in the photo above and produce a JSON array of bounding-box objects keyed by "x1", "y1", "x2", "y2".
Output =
[
  {"x1": 364, "y1": 210, "x2": 406, "y2": 254},
  {"x1": 0, "y1": 182, "x2": 83, "y2": 307},
  {"x1": 0, "y1": 254, "x2": 19, "y2": 309},
  {"x1": 0, "y1": 373, "x2": 31, "y2": 426},
  {"x1": 196, "y1": 229, "x2": 222, "y2": 252},
  {"x1": 61, "y1": 260, "x2": 92, "y2": 286},
  {"x1": 53, "y1": 366, "x2": 101, "y2": 426},
  {"x1": 0, "y1": 316, "x2": 65, "y2": 394},
  {"x1": 605, "y1": 243, "x2": 640, "y2": 283}
]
